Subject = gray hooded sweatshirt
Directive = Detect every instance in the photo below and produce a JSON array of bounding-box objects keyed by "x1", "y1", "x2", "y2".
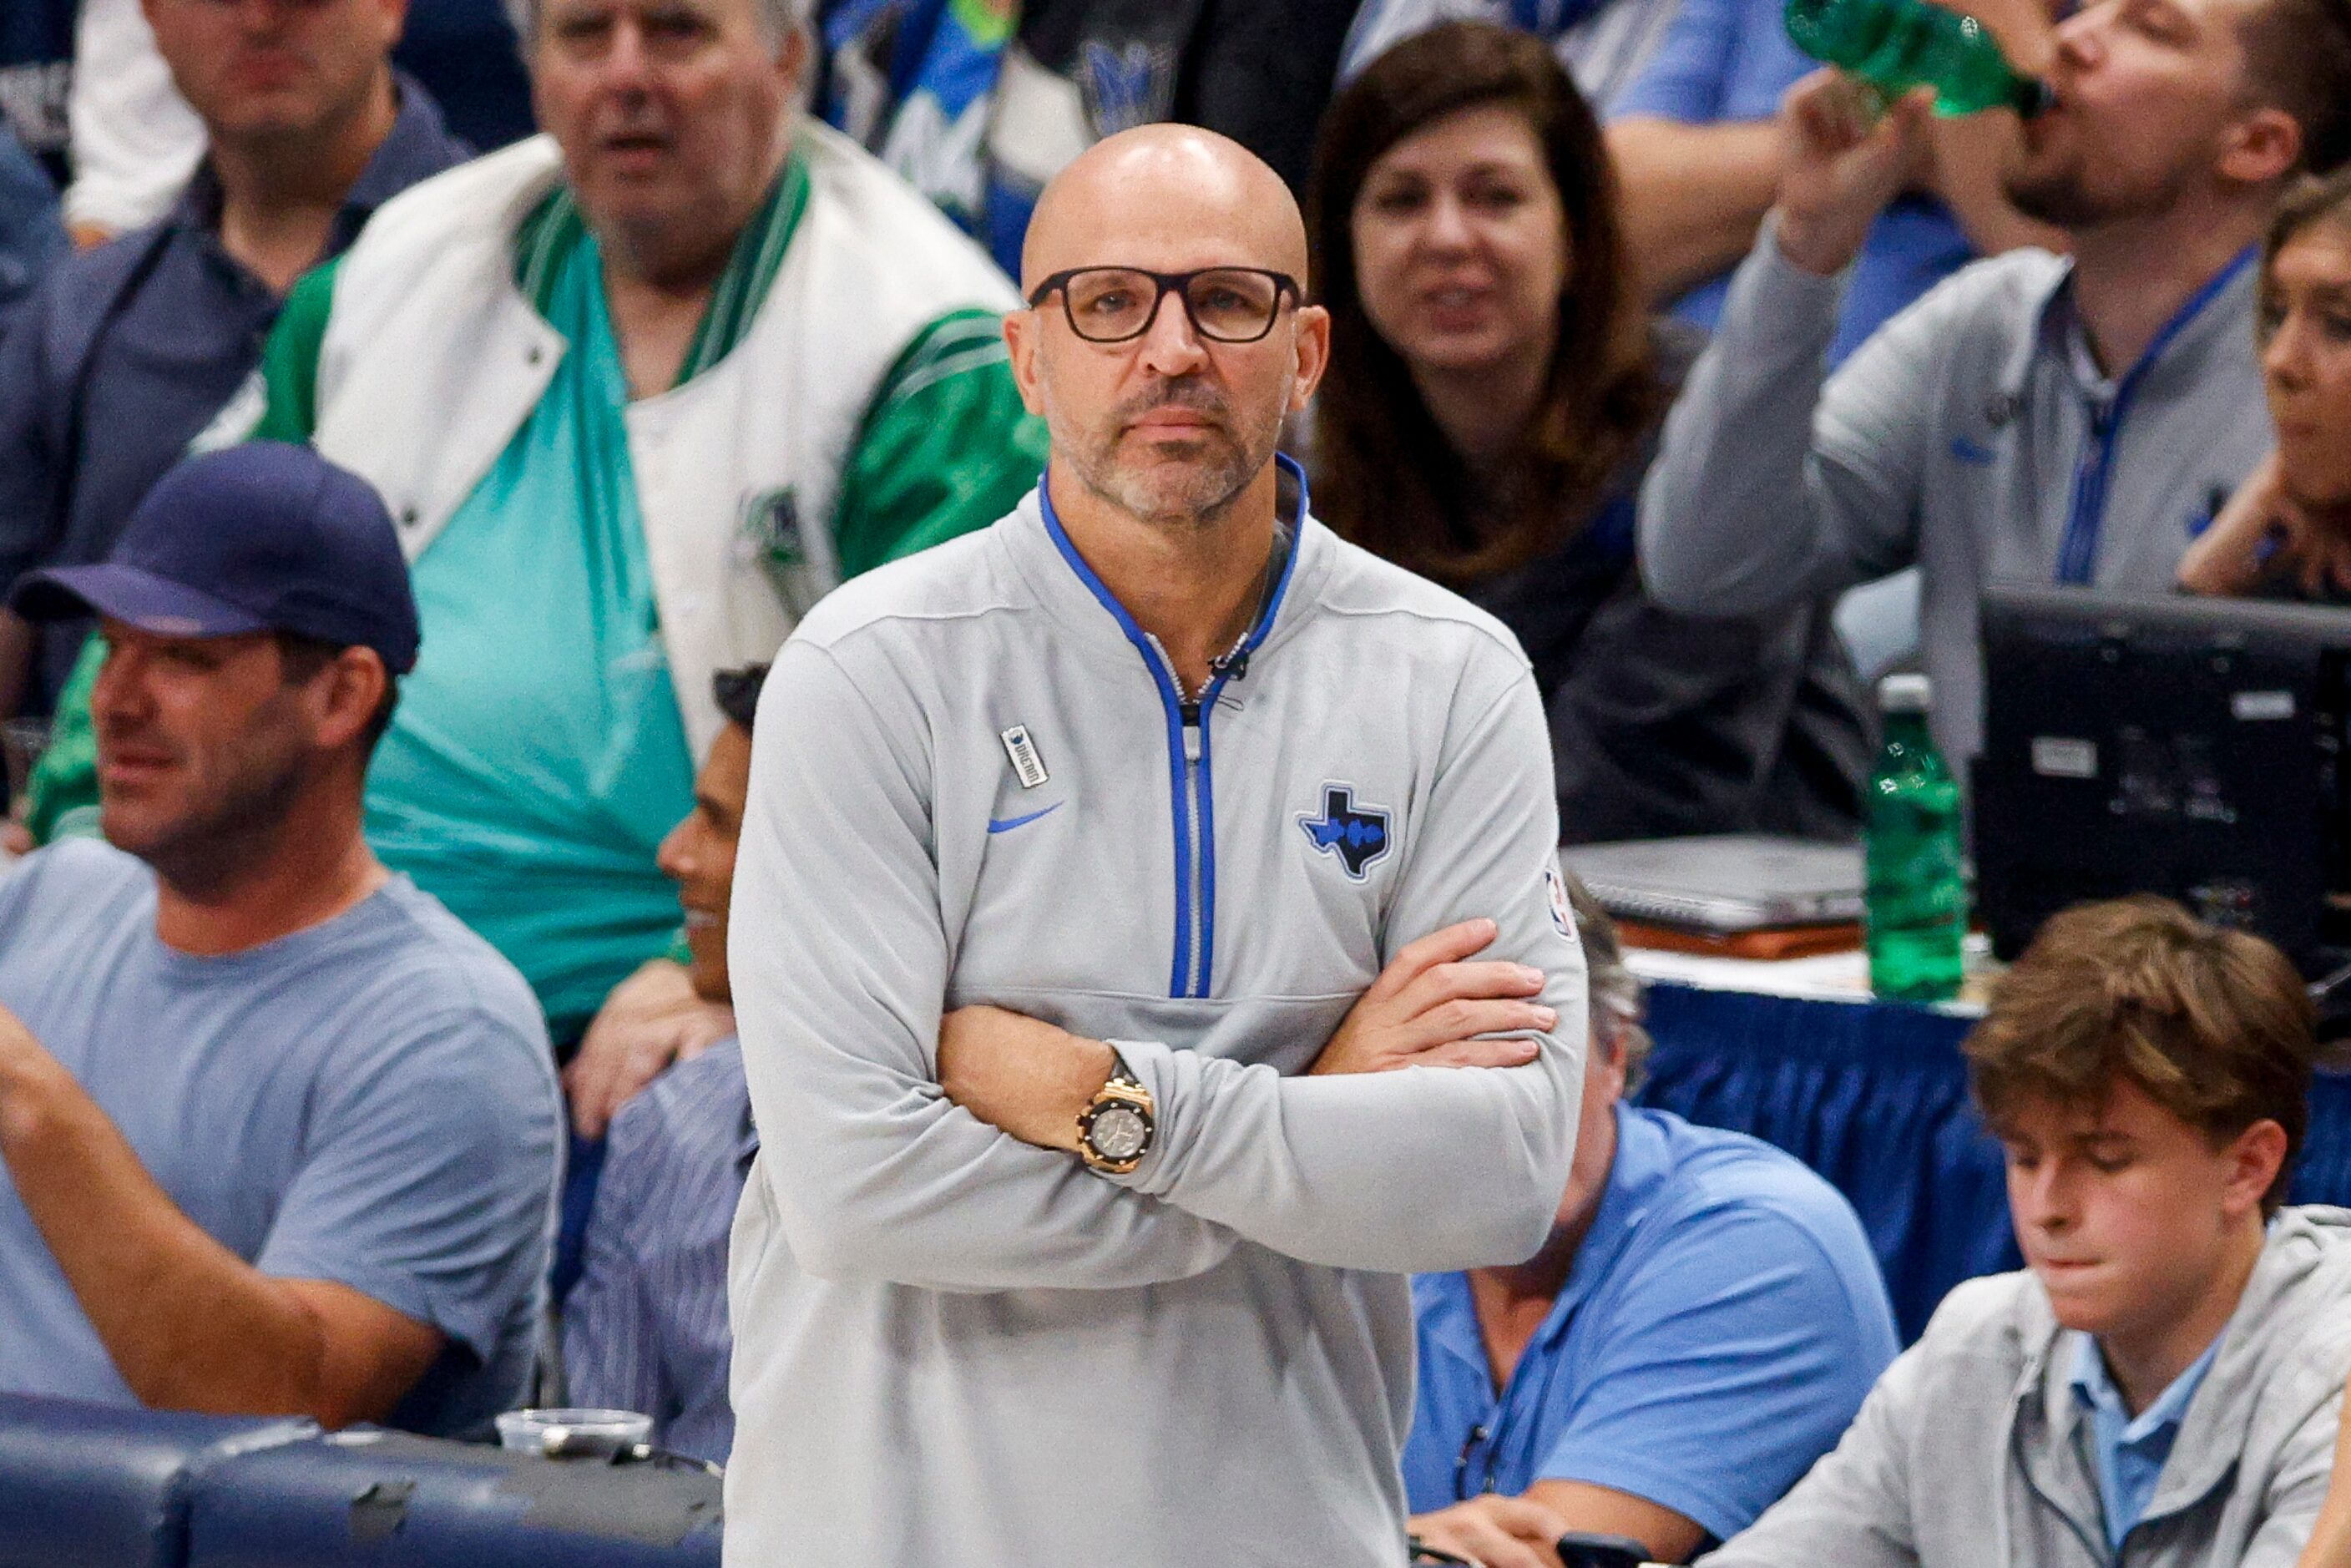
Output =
[{"x1": 1703, "y1": 1206, "x2": 2351, "y2": 1568}]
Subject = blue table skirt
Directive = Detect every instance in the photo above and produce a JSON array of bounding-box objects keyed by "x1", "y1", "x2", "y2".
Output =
[{"x1": 1636, "y1": 981, "x2": 2351, "y2": 1342}]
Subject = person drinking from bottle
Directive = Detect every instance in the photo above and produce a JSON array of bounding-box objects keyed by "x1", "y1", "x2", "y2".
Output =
[
  {"x1": 1636, "y1": 0, "x2": 2351, "y2": 774},
  {"x1": 1700, "y1": 897, "x2": 2351, "y2": 1568},
  {"x1": 2177, "y1": 164, "x2": 2351, "y2": 601}
]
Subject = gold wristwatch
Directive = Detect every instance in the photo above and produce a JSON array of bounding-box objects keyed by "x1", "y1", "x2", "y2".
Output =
[{"x1": 1076, "y1": 1052, "x2": 1156, "y2": 1175}]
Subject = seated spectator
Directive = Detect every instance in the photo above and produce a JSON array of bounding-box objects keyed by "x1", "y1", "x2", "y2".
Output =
[
  {"x1": 0, "y1": 0, "x2": 469, "y2": 722},
  {"x1": 564, "y1": 665, "x2": 766, "y2": 1466},
  {"x1": 0, "y1": 120, "x2": 63, "y2": 315},
  {"x1": 0, "y1": 443, "x2": 560, "y2": 1437},
  {"x1": 1310, "y1": 23, "x2": 1868, "y2": 843},
  {"x1": 1401, "y1": 873, "x2": 1897, "y2": 1567},
  {"x1": 27, "y1": 0, "x2": 1049, "y2": 1103},
  {"x1": 1639, "y1": 0, "x2": 2351, "y2": 772},
  {"x1": 1704, "y1": 897, "x2": 2351, "y2": 1568},
  {"x1": 64, "y1": 0, "x2": 533, "y2": 247},
  {"x1": 1604, "y1": 0, "x2": 2062, "y2": 366},
  {"x1": 2178, "y1": 164, "x2": 2351, "y2": 599}
]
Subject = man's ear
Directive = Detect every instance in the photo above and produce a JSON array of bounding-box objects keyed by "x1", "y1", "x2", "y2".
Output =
[
  {"x1": 1595, "y1": 1020, "x2": 1632, "y2": 1102},
  {"x1": 377, "y1": 0, "x2": 414, "y2": 52},
  {"x1": 1002, "y1": 309, "x2": 1048, "y2": 418},
  {"x1": 2218, "y1": 106, "x2": 2304, "y2": 190},
  {"x1": 1287, "y1": 302, "x2": 1332, "y2": 414},
  {"x1": 2221, "y1": 1117, "x2": 2289, "y2": 1218},
  {"x1": 313, "y1": 648, "x2": 391, "y2": 753},
  {"x1": 774, "y1": 21, "x2": 811, "y2": 88}
]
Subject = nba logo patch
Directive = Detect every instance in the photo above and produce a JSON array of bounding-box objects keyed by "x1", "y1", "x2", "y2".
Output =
[{"x1": 1545, "y1": 863, "x2": 1575, "y2": 938}]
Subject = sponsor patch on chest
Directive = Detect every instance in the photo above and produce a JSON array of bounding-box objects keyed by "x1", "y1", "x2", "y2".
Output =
[{"x1": 999, "y1": 725, "x2": 1049, "y2": 789}]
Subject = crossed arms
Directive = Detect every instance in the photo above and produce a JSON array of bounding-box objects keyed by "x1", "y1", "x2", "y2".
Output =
[{"x1": 731, "y1": 639, "x2": 1590, "y2": 1292}]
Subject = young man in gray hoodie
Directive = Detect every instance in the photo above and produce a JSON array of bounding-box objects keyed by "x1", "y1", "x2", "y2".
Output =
[{"x1": 1704, "y1": 897, "x2": 2351, "y2": 1568}]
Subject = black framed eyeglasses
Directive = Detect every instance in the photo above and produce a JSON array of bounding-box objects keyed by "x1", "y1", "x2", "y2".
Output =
[{"x1": 1026, "y1": 266, "x2": 1302, "y2": 344}]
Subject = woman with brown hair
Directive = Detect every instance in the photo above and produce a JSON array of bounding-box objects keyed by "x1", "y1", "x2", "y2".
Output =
[
  {"x1": 2178, "y1": 164, "x2": 2351, "y2": 601},
  {"x1": 1309, "y1": 20, "x2": 1867, "y2": 844}
]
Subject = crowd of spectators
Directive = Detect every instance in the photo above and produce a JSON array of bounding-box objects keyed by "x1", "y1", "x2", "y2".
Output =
[{"x1": 4, "y1": 0, "x2": 2351, "y2": 1560}]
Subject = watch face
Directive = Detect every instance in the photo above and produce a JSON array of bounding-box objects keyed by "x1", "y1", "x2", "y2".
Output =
[{"x1": 1089, "y1": 1105, "x2": 1150, "y2": 1161}]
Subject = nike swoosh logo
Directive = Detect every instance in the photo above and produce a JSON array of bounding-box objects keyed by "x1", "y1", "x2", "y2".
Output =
[{"x1": 987, "y1": 802, "x2": 1064, "y2": 834}]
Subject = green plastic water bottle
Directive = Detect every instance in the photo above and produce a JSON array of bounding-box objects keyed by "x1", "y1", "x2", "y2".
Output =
[
  {"x1": 1864, "y1": 674, "x2": 1966, "y2": 1003},
  {"x1": 1785, "y1": 0, "x2": 2051, "y2": 116}
]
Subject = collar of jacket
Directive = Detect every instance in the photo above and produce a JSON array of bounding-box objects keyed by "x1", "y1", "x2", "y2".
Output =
[
  {"x1": 2003, "y1": 1206, "x2": 2351, "y2": 1548},
  {"x1": 999, "y1": 451, "x2": 1334, "y2": 677}
]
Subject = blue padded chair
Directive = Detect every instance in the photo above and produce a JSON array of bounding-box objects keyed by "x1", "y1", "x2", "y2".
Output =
[
  {"x1": 0, "y1": 1394, "x2": 314, "y2": 1568},
  {"x1": 187, "y1": 1429, "x2": 722, "y2": 1566}
]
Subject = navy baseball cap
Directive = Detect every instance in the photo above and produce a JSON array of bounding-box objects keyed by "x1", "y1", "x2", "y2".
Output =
[{"x1": 10, "y1": 443, "x2": 421, "y2": 675}]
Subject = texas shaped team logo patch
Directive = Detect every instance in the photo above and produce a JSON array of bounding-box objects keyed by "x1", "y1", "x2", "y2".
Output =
[{"x1": 1299, "y1": 785, "x2": 1392, "y2": 880}]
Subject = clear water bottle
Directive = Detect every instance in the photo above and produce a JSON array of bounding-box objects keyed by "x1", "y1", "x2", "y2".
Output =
[
  {"x1": 1864, "y1": 674, "x2": 1965, "y2": 1002},
  {"x1": 1785, "y1": 0, "x2": 2052, "y2": 116}
]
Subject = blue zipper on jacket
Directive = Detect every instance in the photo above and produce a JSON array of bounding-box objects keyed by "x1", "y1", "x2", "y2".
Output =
[
  {"x1": 1039, "y1": 457, "x2": 1307, "y2": 998},
  {"x1": 2053, "y1": 245, "x2": 2256, "y2": 585}
]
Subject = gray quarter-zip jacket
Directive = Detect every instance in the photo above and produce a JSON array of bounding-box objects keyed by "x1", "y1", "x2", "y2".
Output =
[
  {"x1": 1702, "y1": 1206, "x2": 2351, "y2": 1568},
  {"x1": 722, "y1": 462, "x2": 1589, "y2": 1565},
  {"x1": 1638, "y1": 220, "x2": 2268, "y2": 768}
]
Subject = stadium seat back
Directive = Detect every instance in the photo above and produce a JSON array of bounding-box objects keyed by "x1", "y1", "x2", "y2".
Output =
[
  {"x1": 0, "y1": 1393, "x2": 314, "y2": 1568},
  {"x1": 186, "y1": 1428, "x2": 723, "y2": 1567}
]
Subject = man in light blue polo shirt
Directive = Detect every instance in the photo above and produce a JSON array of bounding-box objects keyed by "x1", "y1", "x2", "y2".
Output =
[{"x1": 1401, "y1": 876, "x2": 1897, "y2": 1568}]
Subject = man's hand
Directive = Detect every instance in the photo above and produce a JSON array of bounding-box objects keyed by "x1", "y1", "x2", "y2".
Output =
[
  {"x1": 1773, "y1": 71, "x2": 1934, "y2": 278},
  {"x1": 0, "y1": 1000, "x2": 443, "y2": 1426},
  {"x1": 564, "y1": 959, "x2": 737, "y2": 1138},
  {"x1": 937, "y1": 1006, "x2": 1116, "y2": 1152},
  {"x1": 1312, "y1": 919, "x2": 1555, "y2": 1078},
  {"x1": 1411, "y1": 1495, "x2": 1571, "y2": 1568},
  {"x1": 2179, "y1": 452, "x2": 2351, "y2": 599},
  {"x1": 0, "y1": 999, "x2": 93, "y2": 1148}
]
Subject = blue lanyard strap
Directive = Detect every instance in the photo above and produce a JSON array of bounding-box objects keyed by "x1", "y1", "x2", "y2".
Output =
[{"x1": 2052, "y1": 245, "x2": 2257, "y2": 586}]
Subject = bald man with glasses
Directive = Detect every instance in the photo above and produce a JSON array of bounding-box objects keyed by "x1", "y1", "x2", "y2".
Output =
[{"x1": 722, "y1": 124, "x2": 1589, "y2": 1565}]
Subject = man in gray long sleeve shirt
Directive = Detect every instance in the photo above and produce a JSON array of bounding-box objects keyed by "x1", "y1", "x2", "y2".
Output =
[
  {"x1": 1639, "y1": 0, "x2": 2351, "y2": 766},
  {"x1": 723, "y1": 125, "x2": 1587, "y2": 1564}
]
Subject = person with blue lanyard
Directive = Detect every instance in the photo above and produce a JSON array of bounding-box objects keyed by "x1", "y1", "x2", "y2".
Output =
[
  {"x1": 1403, "y1": 873, "x2": 1898, "y2": 1568},
  {"x1": 1637, "y1": 0, "x2": 2351, "y2": 775}
]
